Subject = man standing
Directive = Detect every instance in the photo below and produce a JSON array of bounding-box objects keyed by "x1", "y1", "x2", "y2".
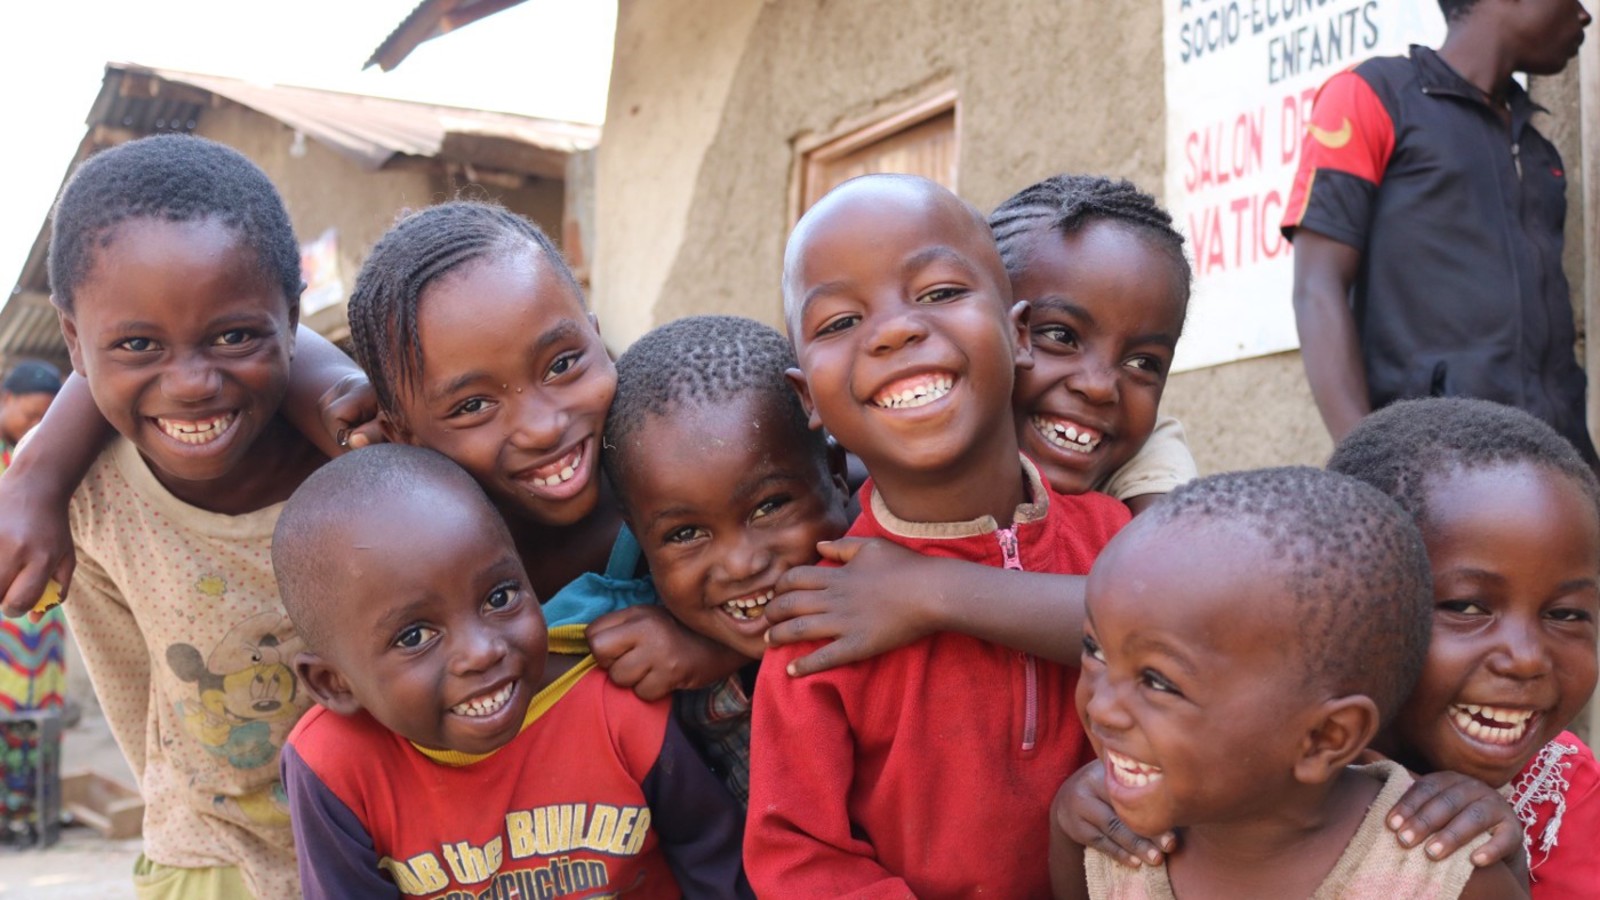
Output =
[{"x1": 1283, "y1": 0, "x2": 1596, "y2": 462}]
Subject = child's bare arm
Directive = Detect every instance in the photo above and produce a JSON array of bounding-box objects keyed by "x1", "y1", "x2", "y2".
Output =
[
  {"x1": 1385, "y1": 770, "x2": 1526, "y2": 870},
  {"x1": 0, "y1": 373, "x2": 108, "y2": 617},
  {"x1": 1049, "y1": 767, "x2": 1098, "y2": 900},
  {"x1": 764, "y1": 537, "x2": 1086, "y2": 675},
  {"x1": 1459, "y1": 861, "x2": 1529, "y2": 899},
  {"x1": 587, "y1": 605, "x2": 749, "y2": 700},
  {"x1": 281, "y1": 325, "x2": 383, "y2": 457}
]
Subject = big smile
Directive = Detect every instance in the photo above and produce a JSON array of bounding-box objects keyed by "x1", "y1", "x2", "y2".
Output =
[
  {"x1": 1031, "y1": 415, "x2": 1103, "y2": 454},
  {"x1": 720, "y1": 589, "x2": 774, "y2": 622},
  {"x1": 1105, "y1": 749, "x2": 1163, "y2": 788},
  {"x1": 154, "y1": 412, "x2": 238, "y2": 446},
  {"x1": 870, "y1": 373, "x2": 954, "y2": 410},
  {"x1": 1448, "y1": 703, "x2": 1539, "y2": 746},
  {"x1": 527, "y1": 444, "x2": 583, "y2": 488},
  {"x1": 451, "y1": 682, "x2": 515, "y2": 718}
]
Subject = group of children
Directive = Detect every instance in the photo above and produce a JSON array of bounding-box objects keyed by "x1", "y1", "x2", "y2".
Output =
[{"x1": 0, "y1": 129, "x2": 1593, "y2": 900}]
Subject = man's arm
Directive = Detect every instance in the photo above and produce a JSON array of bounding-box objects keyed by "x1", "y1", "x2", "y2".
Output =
[{"x1": 1291, "y1": 230, "x2": 1369, "y2": 443}]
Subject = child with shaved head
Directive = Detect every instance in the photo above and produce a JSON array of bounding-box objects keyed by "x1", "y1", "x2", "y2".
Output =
[
  {"x1": 274, "y1": 445, "x2": 750, "y2": 899},
  {"x1": 1053, "y1": 467, "x2": 1523, "y2": 899}
]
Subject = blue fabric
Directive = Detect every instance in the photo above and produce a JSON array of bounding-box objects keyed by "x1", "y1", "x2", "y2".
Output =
[{"x1": 540, "y1": 525, "x2": 658, "y2": 629}]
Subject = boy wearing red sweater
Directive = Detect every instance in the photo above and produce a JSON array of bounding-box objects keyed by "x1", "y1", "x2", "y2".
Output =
[{"x1": 745, "y1": 174, "x2": 1130, "y2": 898}]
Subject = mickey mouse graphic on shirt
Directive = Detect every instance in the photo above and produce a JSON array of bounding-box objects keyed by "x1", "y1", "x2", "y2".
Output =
[{"x1": 167, "y1": 606, "x2": 301, "y2": 771}]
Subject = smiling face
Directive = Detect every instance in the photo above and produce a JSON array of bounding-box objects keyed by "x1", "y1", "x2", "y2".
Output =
[
  {"x1": 1506, "y1": 0, "x2": 1591, "y2": 75},
  {"x1": 786, "y1": 179, "x2": 1029, "y2": 513},
  {"x1": 59, "y1": 218, "x2": 296, "y2": 495},
  {"x1": 308, "y1": 487, "x2": 548, "y2": 755},
  {"x1": 617, "y1": 394, "x2": 851, "y2": 659},
  {"x1": 1388, "y1": 463, "x2": 1600, "y2": 787},
  {"x1": 1077, "y1": 522, "x2": 1312, "y2": 836},
  {"x1": 1010, "y1": 222, "x2": 1186, "y2": 496},
  {"x1": 389, "y1": 250, "x2": 616, "y2": 528}
]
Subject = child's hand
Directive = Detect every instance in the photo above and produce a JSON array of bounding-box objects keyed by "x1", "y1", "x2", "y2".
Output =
[
  {"x1": 587, "y1": 605, "x2": 748, "y2": 701},
  {"x1": 0, "y1": 477, "x2": 76, "y2": 620},
  {"x1": 317, "y1": 372, "x2": 384, "y2": 453},
  {"x1": 764, "y1": 537, "x2": 941, "y2": 676},
  {"x1": 1386, "y1": 770, "x2": 1523, "y2": 867},
  {"x1": 1052, "y1": 759, "x2": 1175, "y2": 869}
]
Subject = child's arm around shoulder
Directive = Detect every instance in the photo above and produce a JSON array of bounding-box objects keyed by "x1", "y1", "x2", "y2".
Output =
[
  {"x1": 1098, "y1": 414, "x2": 1196, "y2": 512},
  {"x1": 281, "y1": 736, "x2": 402, "y2": 900},
  {"x1": 602, "y1": 678, "x2": 753, "y2": 899},
  {"x1": 1458, "y1": 862, "x2": 1528, "y2": 899}
]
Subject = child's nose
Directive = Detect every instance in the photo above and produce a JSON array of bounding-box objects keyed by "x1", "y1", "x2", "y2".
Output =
[
  {"x1": 1065, "y1": 360, "x2": 1119, "y2": 405},
  {"x1": 1488, "y1": 617, "x2": 1554, "y2": 681},
  {"x1": 867, "y1": 308, "x2": 929, "y2": 355},
  {"x1": 505, "y1": 391, "x2": 567, "y2": 452},
  {"x1": 161, "y1": 354, "x2": 223, "y2": 403},
  {"x1": 717, "y1": 534, "x2": 774, "y2": 584},
  {"x1": 450, "y1": 625, "x2": 508, "y2": 676},
  {"x1": 1082, "y1": 673, "x2": 1134, "y2": 735}
]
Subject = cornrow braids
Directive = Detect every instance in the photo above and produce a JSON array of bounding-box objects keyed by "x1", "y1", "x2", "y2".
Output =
[
  {"x1": 49, "y1": 134, "x2": 302, "y2": 312},
  {"x1": 1328, "y1": 397, "x2": 1600, "y2": 534},
  {"x1": 603, "y1": 315, "x2": 825, "y2": 502},
  {"x1": 346, "y1": 200, "x2": 582, "y2": 419},
  {"x1": 988, "y1": 174, "x2": 1192, "y2": 307}
]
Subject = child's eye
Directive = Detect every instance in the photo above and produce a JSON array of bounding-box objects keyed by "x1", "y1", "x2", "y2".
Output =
[
  {"x1": 664, "y1": 525, "x2": 708, "y2": 544},
  {"x1": 484, "y1": 585, "x2": 518, "y2": 611},
  {"x1": 449, "y1": 397, "x2": 492, "y2": 418},
  {"x1": 816, "y1": 314, "x2": 860, "y2": 337},
  {"x1": 213, "y1": 329, "x2": 252, "y2": 346},
  {"x1": 393, "y1": 624, "x2": 439, "y2": 649},
  {"x1": 1140, "y1": 668, "x2": 1182, "y2": 696},
  {"x1": 545, "y1": 351, "x2": 581, "y2": 381},
  {"x1": 1125, "y1": 355, "x2": 1164, "y2": 375},
  {"x1": 115, "y1": 337, "x2": 157, "y2": 352},
  {"x1": 1081, "y1": 634, "x2": 1105, "y2": 664},
  {"x1": 1034, "y1": 325, "x2": 1078, "y2": 349},
  {"x1": 752, "y1": 495, "x2": 791, "y2": 520},
  {"x1": 1546, "y1": 606, "x2": 1595, "y2": 624},
  {"x1": 917, "y1": 286, "x2": 965, "y2": 304},
  {"x1": 1439, "y1": 599, "x2": 1491, "y2": 616}
]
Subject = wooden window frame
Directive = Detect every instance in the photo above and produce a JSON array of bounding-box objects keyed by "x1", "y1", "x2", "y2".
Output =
[{"x1": 789, "y1": 88, "x2": 961, "y2": 225}]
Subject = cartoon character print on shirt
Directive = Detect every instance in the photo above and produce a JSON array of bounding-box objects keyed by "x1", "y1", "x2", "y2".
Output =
[{"x1": 167, "y1": 607, "x2": 300, "y2": 774}]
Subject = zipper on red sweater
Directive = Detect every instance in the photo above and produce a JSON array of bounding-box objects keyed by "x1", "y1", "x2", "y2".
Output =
[{"x1": 997, "y1": 526, "x2": 1039, "y2": 751}]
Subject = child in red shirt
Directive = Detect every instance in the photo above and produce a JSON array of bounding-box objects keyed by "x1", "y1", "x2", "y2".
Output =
[{"x1": 744, "y1": 173, "x2": 1129, "y2": 897}]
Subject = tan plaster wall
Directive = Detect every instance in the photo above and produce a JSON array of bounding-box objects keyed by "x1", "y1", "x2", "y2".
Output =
[{"x1": 596, "y1": 0, "x2": 1591, "y2": 475}]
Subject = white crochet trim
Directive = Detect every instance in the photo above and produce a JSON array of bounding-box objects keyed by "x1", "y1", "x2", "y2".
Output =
[{"x1": 1509, "y1": 739, "x2": 1578, "y2": 875}]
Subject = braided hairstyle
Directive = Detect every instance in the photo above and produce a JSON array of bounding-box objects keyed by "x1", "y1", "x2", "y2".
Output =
[
  {"x1": 346, "y1": 200, "x2": 581, "y2": 419},
  {"x1": 603, "y1": 315, "x2": 826, "y2": 503},
  {"x1": 49, "y1": 134, "x2": 302, "y2": 312},
  {"x1": 988, "y1": 174, "x2": 1191, "y2": 311}
]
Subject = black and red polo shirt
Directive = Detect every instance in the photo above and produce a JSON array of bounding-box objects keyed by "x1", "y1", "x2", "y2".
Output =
[{"x1": 1283, "y1": 45, "x2": 1596, "y2": 461}]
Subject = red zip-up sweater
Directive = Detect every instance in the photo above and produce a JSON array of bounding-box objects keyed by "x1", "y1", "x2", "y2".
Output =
[{"x1": 746, "y1": 459, "x2": 1129, "y2": 898}]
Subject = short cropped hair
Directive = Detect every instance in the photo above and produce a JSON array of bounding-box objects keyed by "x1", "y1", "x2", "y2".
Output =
[
  {"x1": 273, "y1": 444, "x2": 511, "y2": 654},
  {"x1": 1438, "y1": 0, "x2": 1481, "y2": 20},
  {"x1": 1142, "y1": 466, "x2": 1433, "y2": 722},
  {"x1": 1327, "y1": 397, "x2": 1600, "y2": 532},
  {"x1": 988, "y1": 174, "x2": 1192, "y2": 313},
  {"x1": 346, "y1": 200, "x2": 582, "y2": 420},
  {"x1": 603, "y1": 315, "x2": 825, "y2": 502},
  {"x1": 49, "y1": 134, "x2": 302, "y2": 312}
]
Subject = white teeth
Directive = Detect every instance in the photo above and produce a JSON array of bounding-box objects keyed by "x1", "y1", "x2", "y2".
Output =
[
  {"x1": 872, "y1": 376, "x2": 954, "y2": 409},
  {"x1": 157, "y1": 412, "x2": 238, "y2": 445},
  {"x1": 1105, "y1": 749, "x2": 1163, "y2": 788},
  {"x1": 530, "y1": 448, "x2": 583, "y2": 487},
  {"x1": 451, "y1": 682, "x2": 514, "y2": 718},
  {"x1": 722, "y1": 589, "x2": 775, "y2": 621},
  {"x1": 1032, "y1": 416, "x2": 1102, "y2": 454},
  {"x1": 1449, "y1": 704, "x2": 1535, "y2": 745}
]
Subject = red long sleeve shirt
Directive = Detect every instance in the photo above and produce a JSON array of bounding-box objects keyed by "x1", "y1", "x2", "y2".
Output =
[{"x1": 746, "y1": 460, "x2": 1129, "y2": 898}]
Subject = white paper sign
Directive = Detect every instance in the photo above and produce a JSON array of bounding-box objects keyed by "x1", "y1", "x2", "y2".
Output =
[{"x1": 1163, "y1": 0, "x2": 1445, "y2": 371}]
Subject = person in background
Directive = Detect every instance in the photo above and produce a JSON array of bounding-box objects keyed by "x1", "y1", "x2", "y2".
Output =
[
  {"x1": 1283, "y1": 0, "x2": 1596, "y2": 464},
  {"x1": 0, "y1": 361, "x2": 62, "y2": 469}
]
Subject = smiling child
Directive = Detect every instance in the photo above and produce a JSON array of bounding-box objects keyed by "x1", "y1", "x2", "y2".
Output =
[
  {"x1": 275, "y1": 445, "x2": 750, "y2": 899},
  {"x1": 601, "y1": 314, "x2": 852, "y2": 802},
  {"x1": 744, "y1": 174, "x2": 1130, "y2": 896},
  {"x1": 1330, "y1": 398, "x2": 1600, "y2": 896},
  {"x1": 1057, "y1": 467, "x2": 1523, "y2": 900}
]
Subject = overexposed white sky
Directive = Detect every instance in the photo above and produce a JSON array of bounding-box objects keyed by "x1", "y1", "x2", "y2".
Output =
[{"x1": 0, "y1": 0, "x2": 616, "y2": 291}]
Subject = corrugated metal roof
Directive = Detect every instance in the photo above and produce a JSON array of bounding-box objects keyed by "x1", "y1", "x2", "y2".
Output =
[
  {"x1": 366, "y1": 0, "x2": 531, "y2": 72},
  {"x1": 0, "y1": 61, "x2": 598, "y2": 365}
]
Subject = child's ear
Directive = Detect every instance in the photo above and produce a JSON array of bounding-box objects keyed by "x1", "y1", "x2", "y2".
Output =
[
  {"x1": 1293, "y1": 694, "x2": 1381, "y2": 785},
  {"x1": 295, "y1": 651, "x2": 362, "y2": 717},
  {"x1": 56, "y1": 305, "x2": 86, "y2": 377},
  {"x1": 1009, "y1": 300, "x2": 1035, "y2": 371},
  {"x1": 377, "y1": 409, "x2": 413, "y2": 446},
  {"x1": 786, "y1": 367, "x2": 824, "y2": 431},
  {"x1": 826, "y1": 438, "x2": 851, "y2": 498}
]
